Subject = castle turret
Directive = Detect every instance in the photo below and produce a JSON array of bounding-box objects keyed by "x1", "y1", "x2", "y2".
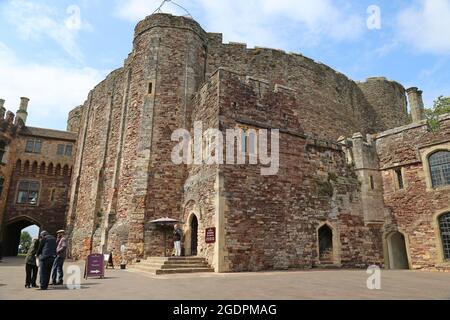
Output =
[
  {"x1": 406, "y1": 87, "x2": 425, "y2": 123},
  {"x1": 16, "y1": 97, "x2": 29, "y2": 124},
  {"x1": 357, "y1": 77, "x2": 409, "y2": 132},
  {"x1": 0, "y1": 99, "x2": 5, "y2": 119},
  {"x1": 67, "y1": 105, "x2": 84, "y2": 133},
  {"x1": 126, "y1": 13, "x2": 209, "y2": 258}
]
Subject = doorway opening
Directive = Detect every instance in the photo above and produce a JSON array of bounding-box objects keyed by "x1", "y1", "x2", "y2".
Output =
[
  {"x1": 318, "y1": 224, "x2": 333, "y2": 263},
  {"x1": 190, "y1": 215, "x2": 198, "y2": 256},
  {"x1": 2, "y1": 218, "x2": 40, "y2": 256},
  {"x1": 386, "y1": 231, "x2": 410, "y2": 269}
]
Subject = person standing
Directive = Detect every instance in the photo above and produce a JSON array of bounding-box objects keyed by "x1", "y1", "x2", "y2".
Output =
[
  {"x1": 51, "y1": 230, "x2": 67, "y2": 285},
  {"x1": 25, "y1": 238, "x2": 40, "y2": 288},
  {"x1": 36, "y1": 231, "x2": 56, "y2": 290},
  {"x1": 173, "y1": 225, "x2": 182, "y2": 257}
]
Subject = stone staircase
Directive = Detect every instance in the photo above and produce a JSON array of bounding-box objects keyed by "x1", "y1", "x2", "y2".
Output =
[{"x1": 130, "y1": 256, "x2": 214, "y2": 275}]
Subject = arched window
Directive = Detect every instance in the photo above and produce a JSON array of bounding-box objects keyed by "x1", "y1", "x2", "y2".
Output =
[
  {"x1": 429, "y1": 151, "x2": 450, "y2": 188},
  {"x1": 15, "y1": 159, "x2": 22, "y2": 172},
  {"x1": 0, "y1": 141, "x2": 6, "y2": 163},
  {"x1": 439, "y1": 213, "x2": 450, "y2": 260},
  {"x1": 23, "y1": 160, "x2": 30, "y2": 173},
  {"x1": 47, "y1": 163, "x2": 54, "y2": 175},
  {"x1": 31, "y1": 161, "x2": 38, "y2": 174},
  {"x1": 39, "y1": 162, "x2": 46, "y2": 174}
]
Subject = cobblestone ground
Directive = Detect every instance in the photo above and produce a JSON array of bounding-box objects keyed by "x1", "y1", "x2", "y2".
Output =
[{"x1": 0, "y1": 257, "x2": 449, "y2": 300}]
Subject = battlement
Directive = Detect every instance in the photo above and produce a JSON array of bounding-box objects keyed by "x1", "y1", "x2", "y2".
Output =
[
  {"x1": 67, "y1": 105, "x2": 84, "y2": 133},
  {"x1": 0, "y1": 98, "x2": 29, "y2": 134},
  {"x1": 134, "y1": 13, "x2": 207, "y2": 43},
  {"x1": 199, "y1": 67, "x2": 297, "y2": 98}
]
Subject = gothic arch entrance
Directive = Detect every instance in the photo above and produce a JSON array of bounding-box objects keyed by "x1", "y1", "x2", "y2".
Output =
[
  {"x1": 2, "y1": 217, "x2": 41, "y2": 256},
  {"x1": 318, "y1": 224, "x2": 334, "y2": 263},
  {"x1": 184, "y1": 213, "x2": 198, "y2": 256},
  {"x1": 386, "y1": 231, "x2": 410, "y2": 269},
  {"x1": 190, "y1": 215, "x2": 198, "y2": 256}
]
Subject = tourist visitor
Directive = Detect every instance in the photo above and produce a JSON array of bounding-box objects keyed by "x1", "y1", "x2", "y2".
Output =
[
  {"x1": 36, "y1": 231, "x2": 57, "y2": 290},
  {"x1": 24, "y1": 238, "x2": 40, "y2": 288},
  {"x1": 51, "y1": 230, "x2": 67, "y2": 285},
  {"x1": 173, "y1": 225, "x2": 182, "y2": 257}
]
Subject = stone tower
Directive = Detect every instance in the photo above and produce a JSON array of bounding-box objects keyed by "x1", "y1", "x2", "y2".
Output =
[{"x1": 67, "y1": 14, "x2": 209, "y2": 259}]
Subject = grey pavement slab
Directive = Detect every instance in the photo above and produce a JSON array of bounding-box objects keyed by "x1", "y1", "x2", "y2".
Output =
[{"x1": 0, "y1": 257, "x2": 449, "y2": 300}]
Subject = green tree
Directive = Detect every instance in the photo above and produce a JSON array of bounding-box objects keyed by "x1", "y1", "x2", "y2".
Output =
[
  {"x1": 425, "y1": 96, "x2": 450, "y2": 132},
  {"x1": 20, "y1": 231, "x2": 32, "y2": 253},
  {"x1": 432, "y1": 96, "x2": 450, "y2": 115}
]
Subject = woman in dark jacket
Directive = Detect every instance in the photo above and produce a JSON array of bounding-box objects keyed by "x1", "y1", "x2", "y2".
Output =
[{"x1": 25, "y1": 238, "x2": 40, "y2": 288}]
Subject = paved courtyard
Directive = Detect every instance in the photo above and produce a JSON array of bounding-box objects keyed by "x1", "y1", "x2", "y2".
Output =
[{"x1": 0, "y1": 257, "x2": 449, "y2": 300}]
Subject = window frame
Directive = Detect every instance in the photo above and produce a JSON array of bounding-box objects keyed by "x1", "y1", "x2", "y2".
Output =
[
  {"x1": 394, "y1": 168, "x2": 405, "y2": 191},
  {"x1": 57, "y1": 144, "x2": 73, "y2": 157},
  {"x1": 369, "y1": 175, "x2": 375, "y2": 190},
  {"x1": 65, "y1": 144, "x2": 73, "y2": 156},
  {"x1": 25, "y1": 139, "x2": 43, "y2": 154},
  {"x1": 428, "y1": 151, "x2": 450, "y2": 188},
  {"x1": 238, "y1": 125, "x2": 259, "y2": 164},
  {"x1": 57, "y1": 144, "x2": 65, "y2": 155},
  {"x1": 16, "y1": 180, "x2": 41, "y2": 206},
  {"x1": 420, "y1": 145, "x2": 450, "y2": 192}
]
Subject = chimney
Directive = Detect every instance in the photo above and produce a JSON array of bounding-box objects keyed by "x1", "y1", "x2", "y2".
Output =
[
  {"x1": 407, "y1": 87, "x2": 425, "y2": 123},
  {"x1": 0, "y1": 99, "x2": 5, "y2": 119},
  {"x1": 16, "y1": 97, "x2": 29, "y2": 124}
]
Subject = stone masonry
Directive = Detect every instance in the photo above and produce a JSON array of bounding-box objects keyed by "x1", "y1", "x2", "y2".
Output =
[
  {"x1": 0, "y1": 98, "x2": 76, "y2": 256},
  {"x1": 66, "y1": 13, "x2": 450, "y2": 272}
]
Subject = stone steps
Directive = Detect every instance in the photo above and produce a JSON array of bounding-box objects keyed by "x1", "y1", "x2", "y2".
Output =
[{"x1": 130, "y1": 256, "x2": 214, "y2": 275}]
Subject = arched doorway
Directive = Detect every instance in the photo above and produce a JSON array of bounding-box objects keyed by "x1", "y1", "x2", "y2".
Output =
[
  {"x1": 318, "y1": 224, "x2": 333, "y2": 263},
  {"x1": 2, "y1": 218, "x2": 41, "y2": 256},
  {"x1": 387, "y1": 232, "x2": 409, "y2": 269},
  {"x1": 190, "y1": 215, "x2": 198, "y2": 256}
]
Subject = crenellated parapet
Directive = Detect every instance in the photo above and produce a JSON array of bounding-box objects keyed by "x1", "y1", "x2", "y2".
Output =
[{"x1": 0, "y1": 98, "x2": 28, "y2": 138}]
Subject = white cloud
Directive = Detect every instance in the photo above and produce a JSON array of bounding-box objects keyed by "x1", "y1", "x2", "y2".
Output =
[
  {"x1": 114, "y1": 0, "x2": 186, "y2": 22},
  {"x1": 397, "y1": 0, "x2": 450, "y2": 55},
  {"x1": 3, "y1": 0, "x2": 91, "y2": 61},
  {"x1": 261, "y1": 0, "x2": 364, "y2": 41},
  {"x1": 113, "y1": 0, "x2": 365, "y2": 48},
  {"x1": 0, "y1": 43, "x2": 104, "y2": 130},
  {"x1": 374, "y1": 40, "x2": 400, "y2": 58}
]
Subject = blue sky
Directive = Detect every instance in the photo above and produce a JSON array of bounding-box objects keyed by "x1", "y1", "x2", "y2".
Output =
[{"x1": 0, "y1": 0, "x2": 449, "y2": 131}]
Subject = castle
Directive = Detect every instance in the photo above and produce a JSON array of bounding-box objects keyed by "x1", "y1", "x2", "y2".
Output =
[
  {"x1": 0, "y1": 98, "x2": 75, "y2": 256},
  {"x1": 1, "y1": 14, "x2": 449, "y2": 272}
]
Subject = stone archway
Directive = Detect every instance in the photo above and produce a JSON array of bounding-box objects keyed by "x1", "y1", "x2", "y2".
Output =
[
  {"x1": 2, "y1": 217, "x2": 41, "y2": 256},
  {"x1": 184, "y1": 213, "x2": 199, "y2": 257},
  {"x1": 318, "y1": 224, "x2": 334, "y2": 263},
  {"x1": 386, "y1": 231, "x2": 410, "y2": 269}
]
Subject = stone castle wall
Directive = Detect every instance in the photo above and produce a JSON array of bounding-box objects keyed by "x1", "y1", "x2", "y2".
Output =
[
  {"x1": 357, "y1": 77, "x2": 409, "y2": 131},
  {"x1": 375, "y1": 116, "x2": 450, "y2": 270},
  {"x1": 215, "y1": 69, "x2": 383, "y2": 271},
  {"x1": 206, "y1": 34, "x2": 408, "y2": 139},
  {"x1": 67, "y1": 14, "x2": 409, "y2": 266},
  {"x1": 2, "y1": 133, "x2": 74, "y2": 255},
  {"x1": 0, "y1": 109, "x2": 22, "y2": 242}
]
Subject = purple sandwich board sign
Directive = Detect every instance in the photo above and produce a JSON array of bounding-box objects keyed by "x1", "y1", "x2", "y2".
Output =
[{"x1": 84, "y1": 254, "x2": 105, "y2": 279}]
